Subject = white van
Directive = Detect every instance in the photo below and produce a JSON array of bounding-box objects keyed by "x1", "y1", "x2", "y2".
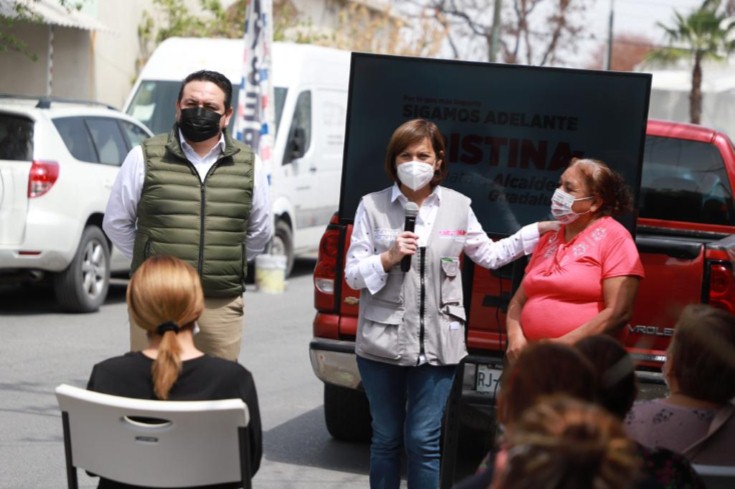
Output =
[{"x1": 123, "y1": 37, "x2": 351, "y2": 274}]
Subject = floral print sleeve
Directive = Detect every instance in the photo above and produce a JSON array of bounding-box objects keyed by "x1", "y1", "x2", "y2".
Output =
[{"x1": 637, "y1": 445, "x2": 706, "y2": 489}]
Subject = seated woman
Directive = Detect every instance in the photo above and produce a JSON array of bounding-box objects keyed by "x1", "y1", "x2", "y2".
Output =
[
  {"x1": 86, "y1": 255, "x2": 262, "y2": 488},
  {"x1": 452, "y1": 342, "x2": 598, "y2": 489},
  {"x1": 575, "y1": 334, "x2": 705, "y2": 488},
  {"x1": 625, "y1": 304, "x2": 735, "y2": 465},
  {"x1": 491, "y1": 396, "x2": 640, "y2": 489},
  {"x1": 495, "y1": 341, "x2": 597, "y2": 428},
  {"x1": 505, "y1": 158, "x2": 644, "y2": 362}
]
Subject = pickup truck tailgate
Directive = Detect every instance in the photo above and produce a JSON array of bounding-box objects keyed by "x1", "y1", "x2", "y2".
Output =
[{"x1": 626, "y1": 235, "x2": 707, "y2": 364}]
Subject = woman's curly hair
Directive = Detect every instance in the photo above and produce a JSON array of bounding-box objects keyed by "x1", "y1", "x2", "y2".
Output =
[
  {"x1": 570, "y1": 158, "x2": 633, "y2": 216},
  {"x1": 494, "y1": 395, "x2": 640, "y2": 489}
]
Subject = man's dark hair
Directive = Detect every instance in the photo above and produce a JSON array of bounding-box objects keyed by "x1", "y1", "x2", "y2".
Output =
[{"x1": 177, "y1": 70, "x2": 233, "y2": 109}]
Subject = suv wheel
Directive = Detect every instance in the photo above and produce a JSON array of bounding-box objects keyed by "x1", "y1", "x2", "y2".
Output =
[
  {"x1": 54, "y1": 226, "x2": 110, "y2": 313},
  {"x1": 324, "y1": 383, "x2": 372, "y2": 443}
]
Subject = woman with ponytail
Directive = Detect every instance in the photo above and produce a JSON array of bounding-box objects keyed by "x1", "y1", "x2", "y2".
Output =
[{"x1": 86, "y1": 255, "x2": 262, "y2": 488}]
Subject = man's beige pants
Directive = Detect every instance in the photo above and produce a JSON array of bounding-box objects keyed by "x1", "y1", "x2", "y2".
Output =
[{"x1": 130, "y1": 295, "x2": 245, "y2": 361}]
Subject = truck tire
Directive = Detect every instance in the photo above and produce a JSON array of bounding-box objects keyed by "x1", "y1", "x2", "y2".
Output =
[
  {"x1": 271, "y1": 219, "x2": 294, "y2": 276},
  {"x1": 324, "y1": 383, "x2": 372, "y2": 443},
  {"x1": 54, "y1": 226, "x2": 110, "y2": 313}
]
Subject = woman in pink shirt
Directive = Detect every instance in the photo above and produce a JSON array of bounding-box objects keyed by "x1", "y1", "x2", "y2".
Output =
[{"x1": 506, "y1": 158, "x2": 644, "y2": 362}]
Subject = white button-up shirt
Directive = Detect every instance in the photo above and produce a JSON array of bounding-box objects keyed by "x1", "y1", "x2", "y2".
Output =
[
  {"x1": 103, "y1": 130, "x2": 272, "y2": 261},
  {"x1": 345, "y1": 184, "x2": 539, "y2": 295}
]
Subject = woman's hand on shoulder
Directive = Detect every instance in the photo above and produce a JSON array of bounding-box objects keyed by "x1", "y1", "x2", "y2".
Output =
[{"x1": 537, "y1": 220, "x2": 560, "y2": 235}]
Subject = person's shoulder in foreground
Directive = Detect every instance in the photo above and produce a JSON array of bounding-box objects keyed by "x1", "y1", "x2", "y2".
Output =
[{"x1": 636, "y1": 444, "x2": 706, "y2": 489}]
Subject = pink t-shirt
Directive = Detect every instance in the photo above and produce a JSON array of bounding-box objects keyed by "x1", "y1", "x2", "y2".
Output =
[{"x1": 520, "y1": 216, "x2": 644, "y2": 340}]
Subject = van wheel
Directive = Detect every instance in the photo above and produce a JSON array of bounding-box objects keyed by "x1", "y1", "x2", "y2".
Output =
[
  {"x1": 54, "y1": 226, "x2": 110, "y2": 313},
  {"x1": 324, "y1": 383, "x2": 372, "y2": 443},
  {"x1": 270, "y1": 220, "x2": 294, "y2": 276}
]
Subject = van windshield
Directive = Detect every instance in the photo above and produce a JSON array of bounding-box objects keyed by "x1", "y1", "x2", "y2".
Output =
[{"x1": 126, "y1": 81, "x2": 286, "y2": 138}]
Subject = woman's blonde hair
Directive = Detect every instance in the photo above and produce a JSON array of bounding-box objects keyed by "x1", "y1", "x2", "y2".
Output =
[
  {"x1": 495, "y1": 396, "x2": 640, "y2": 489},
  {"x1": 126, "y1": 255, "x2": 204, "y2": 400}
]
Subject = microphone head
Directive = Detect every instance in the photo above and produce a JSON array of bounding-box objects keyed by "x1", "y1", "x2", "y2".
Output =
[{"x1": 405, "y1": 202, "x2": 419, "y2": 217}]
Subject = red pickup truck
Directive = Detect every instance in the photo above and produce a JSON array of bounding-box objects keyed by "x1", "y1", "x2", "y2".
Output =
[{"x1": 309, "y1": 118, "x2": 735, "y2": 447}]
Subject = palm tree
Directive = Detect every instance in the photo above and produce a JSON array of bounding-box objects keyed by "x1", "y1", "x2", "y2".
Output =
[{"x1": 648, "y1": 0, "x2": 735, "y2": 124}]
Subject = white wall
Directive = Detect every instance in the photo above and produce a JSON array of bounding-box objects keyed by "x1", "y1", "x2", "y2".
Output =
[
  {"x1": 646, "y1": 65, "x2": 735, "y2": 138},
  {"x1": 0, "y1": 23, "x2": 93, "y2": 101},
  {"x1": 1, "y1": 0, "x2": 385, "y2": 109},
  {"x1": 0, "y1": 0, "x2": 147, "y2": 109},
  {"x1": 90, "y1": 0, "x2": 148, "y2": 108}
]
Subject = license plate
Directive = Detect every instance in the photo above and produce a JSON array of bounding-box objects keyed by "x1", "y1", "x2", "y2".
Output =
[{"x1": 476, "y1": 365, "x2": 502, "y2": 393}]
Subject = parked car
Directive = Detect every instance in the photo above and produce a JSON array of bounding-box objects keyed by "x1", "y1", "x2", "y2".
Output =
[{"x1": 0, "y1": 95, "x2": 153, "y2": 312}]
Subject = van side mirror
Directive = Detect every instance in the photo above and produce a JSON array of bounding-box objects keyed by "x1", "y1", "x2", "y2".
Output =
[{"x1": 288, "y1": 127, "x2": 307, "y2": 161}]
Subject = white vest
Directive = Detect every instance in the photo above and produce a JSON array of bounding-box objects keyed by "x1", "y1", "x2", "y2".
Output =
[{"x1": 355, "y1": 186, "x2": 471, "y2": 366}]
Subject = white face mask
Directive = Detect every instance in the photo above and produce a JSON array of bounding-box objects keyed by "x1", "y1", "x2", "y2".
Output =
[
  {"x1": 551, "y1": 188, "x2": 594, "y2": 224},
  {"x1": 397, "y1": 161, "x2": 435, "y2": 191}
]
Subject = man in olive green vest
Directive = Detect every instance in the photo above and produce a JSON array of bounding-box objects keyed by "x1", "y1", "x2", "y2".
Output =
[{"x1": 103, "y1": 70, "x2": 273, "y2": 361}]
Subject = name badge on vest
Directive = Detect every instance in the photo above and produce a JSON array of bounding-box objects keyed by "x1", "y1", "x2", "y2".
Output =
[{"x1": 438, "y1": 229, "x2": 467, "y2": 242}]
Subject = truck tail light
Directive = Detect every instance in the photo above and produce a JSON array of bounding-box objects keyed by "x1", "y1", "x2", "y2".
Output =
[
  {"x1": 314, "y1": 214, "x2": 341, "y2": 312},
  {"x1": 28, "y1": 160, "x2": 59, "y2": 198},
  {"x1": 706, "y1": 261, "x2": 735, "y2": 314}
]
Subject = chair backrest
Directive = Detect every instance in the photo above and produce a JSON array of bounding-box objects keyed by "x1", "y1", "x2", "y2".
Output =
[
  {"x1": 692, "y1": 464, "x2": 735, "y2": 489},
  {"x1": 55, "y1": 384, "x2": 251, "y2": 489}
]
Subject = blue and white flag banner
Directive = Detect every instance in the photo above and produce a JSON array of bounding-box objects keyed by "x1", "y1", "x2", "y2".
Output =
[{"x1": 235, "y1": 0, "x2": 274, "y2": 179}]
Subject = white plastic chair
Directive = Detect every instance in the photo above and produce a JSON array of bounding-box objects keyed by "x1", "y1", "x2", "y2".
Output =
[
  {"x1": 692, "y1": 464, "x2": 735, "y2": 489},
  {"x1": 55, "y1": 384, "x2": 252, "y2": 489}
]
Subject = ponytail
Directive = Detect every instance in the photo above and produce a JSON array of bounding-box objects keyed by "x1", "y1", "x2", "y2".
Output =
[
  {"x1": 152, "y1": 324, "x2": 183, "y2": 400},
  {"x1": 126, "y1": 256, "x2": 205, "y2": 400}
]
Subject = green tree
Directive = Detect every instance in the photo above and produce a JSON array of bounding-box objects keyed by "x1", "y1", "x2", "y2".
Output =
[
  {"x1": 137, "y1": 0, "x2": 438, "y2": 71},
  {"x1": 137, "y1": 0, "x2": 238, "y2": 71},
  {"x1": 649, "y1": 0, "x2": 735, "y2": 124},
  {"x1": 137, "y1": 0, "x2": 308, "y2": 72}
]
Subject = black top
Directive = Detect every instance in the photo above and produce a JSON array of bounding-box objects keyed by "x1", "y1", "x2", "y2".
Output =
[{"x1": 86, "y1": 352, "x2": 263, "y2": 489}]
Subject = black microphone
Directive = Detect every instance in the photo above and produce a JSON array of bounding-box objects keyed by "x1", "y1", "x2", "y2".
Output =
[{"x1": 401, "y1": 202, "x2": 419, "y2": 272}]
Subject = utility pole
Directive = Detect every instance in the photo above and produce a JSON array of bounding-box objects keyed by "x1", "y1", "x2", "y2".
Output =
[
  {"x1": 489, "y1": 0, "x2": 502, "y2": 62},
  {"x1": 604, "y1": 0, "x2": 615, "y2": 70},
  {"x1": 46, "y1": 25, "x2": 54, "y2": 96}
]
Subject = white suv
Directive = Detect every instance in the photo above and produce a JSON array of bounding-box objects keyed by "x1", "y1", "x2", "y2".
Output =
[{"x1": 0, "y1": 96, "x2": 153, "y2": 312}]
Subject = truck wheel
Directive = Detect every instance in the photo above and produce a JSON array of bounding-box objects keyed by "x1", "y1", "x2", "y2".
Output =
[
  {"x1": 324, "y1": 383, "x2": 372, "y2": 443},
  {"x1": 54, "y1": 226, "x2": 110, "y2": 313},
  {"x1": 270, "y1": 220, "x2": 294, "y2": 276}
]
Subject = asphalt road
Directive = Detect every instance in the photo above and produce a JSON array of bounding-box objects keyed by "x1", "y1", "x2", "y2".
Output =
[
  {"x1": 0, "y1": 255, "x2": 668, "y2": 489},
  {"x1": 0, "y1": 258, "x2": 380, "y2": 489}
]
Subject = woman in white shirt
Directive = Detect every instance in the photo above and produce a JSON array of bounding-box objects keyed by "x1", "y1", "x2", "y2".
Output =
[{"x1": 344, "y1": 118, "x2": 557, "y2": 489}]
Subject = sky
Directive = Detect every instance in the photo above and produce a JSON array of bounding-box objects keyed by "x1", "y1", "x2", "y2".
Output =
[
  {"x1": 561, "y1": 0, "x2": 707, "y2": 66},
  {"x1": 590, "y1": 0, "x2": 710, "y2": 47},
  {"x1": 424, "y1": 0, "x2": 710, "y2": 66}
]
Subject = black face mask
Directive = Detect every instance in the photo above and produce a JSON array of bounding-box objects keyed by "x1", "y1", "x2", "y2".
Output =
[{"x1": 178, "y1": 107, "x2": 223, "y2": 142}]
